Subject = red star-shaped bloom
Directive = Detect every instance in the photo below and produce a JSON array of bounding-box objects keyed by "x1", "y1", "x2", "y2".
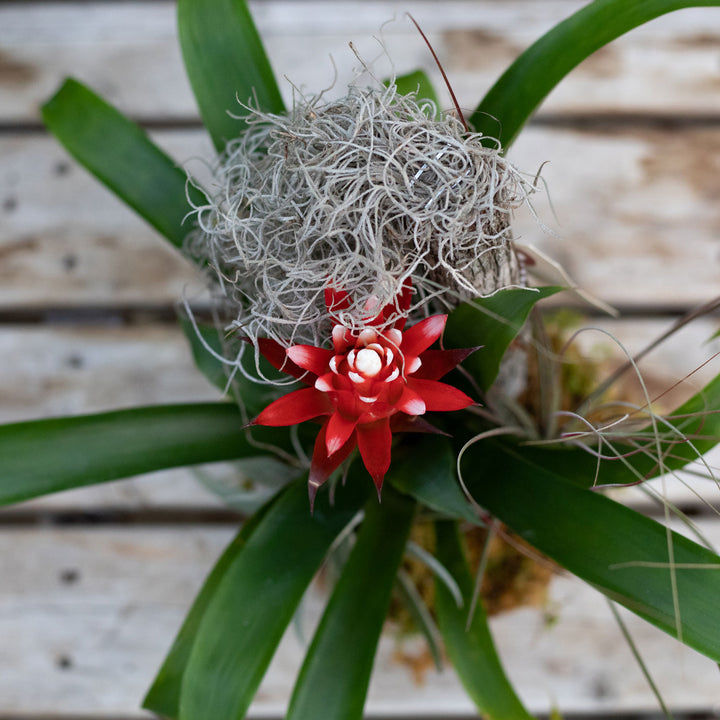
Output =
[{"x1": 253, "y1": 284, "x2": 476, "y2": 508}]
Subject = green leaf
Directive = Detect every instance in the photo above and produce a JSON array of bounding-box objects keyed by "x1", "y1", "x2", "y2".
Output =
[
  {"x1": 395, "y1": 569, "x2": 444, "y2": 671},
  {"x1": 461, "y1": 440, "x2": 720, "y2": 661},
  {"x1": 42, "y1": 78, "x2": 206, "y2": 250},
  {"x1": 0, "y1": 403, "x2": 293, "y2": 505},
  {"x1": 496, "y1": 371, "x2": 720, "y2": 491},
  {"x1": 179, "y1": 318, "x2": 229, "y2": 394},
  {"x1": 178, "y1": 0, "x2": 285, "y2": 151},
  {"x1": 391, "y1": 69, "x2": 440, "y2": 106},
  {"x1": 434, "y1": 520, "x2": 535, "y2": 720},
  {"x1": 391, "y1": 435, "x2": 481, "y2": 524},
  {"x1": 178, "y1": 473, "x2": 371, "y2": 720},
  {"x1": 179, "y1": 318, "x2": 300, "y2": 417},
  {"x1": 143, "y1": 491, "x2": 279, "y2": 717},
  {"x1": 471, "y1": 0, "x2": 720, "y2": 148},
  {"x1": 444, "y1": 287, "x2": 562, "y2": 391},
  {"x1": 286, "y1": 485, "x2": 416, "y2": 720},
  {"x1": 662, "y1": 371, "x2": 720, "y2": 468}
]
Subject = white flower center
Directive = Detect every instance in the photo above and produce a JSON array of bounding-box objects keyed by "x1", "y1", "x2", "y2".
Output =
[{"x1": 354, "y1": 348, "x2": 383, "y2": 377}]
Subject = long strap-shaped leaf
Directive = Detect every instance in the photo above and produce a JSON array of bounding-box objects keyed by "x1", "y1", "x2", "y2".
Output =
[
  {"x1": 0, "y1": 403, "x2": 291, "y2": 505},
  {"x1": 390, "y1": 436, "x2": 482, "y2": 524},
  {"x1": 178, "y1": 474, "x2": 371, "y2": 720},
  {"x1": 444, "y1": 287, "x2": 561, "y2": 391},
  {"x1": 462, "y1": 440, "x2": 720, "y2": 661},
  {"x1": 144, "y1": 492, "x2": 278, "y2": 717},
  {"x1": 178, "y1": 0, "x2": 285, "y2": 151},
  {"x1": 471, "y1": 0, "x2": 720, "y2": 148},
  {"x1": 42, "y1": 79, "x2": 207, "y2": 250},
  {"x1": 286, "y1": 486, "x2": 416, "y2": 720},
  {"x1": 435, "y1": 520, "x2": 535, "y2": 720}
]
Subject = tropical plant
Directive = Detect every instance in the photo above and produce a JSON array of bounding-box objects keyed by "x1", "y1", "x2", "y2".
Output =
[{"x1": 3, "y1": 0, "x2": 718, "y2": 718}]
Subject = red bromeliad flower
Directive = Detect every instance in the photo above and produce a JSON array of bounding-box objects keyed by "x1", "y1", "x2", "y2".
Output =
[{"x1": 253, "y1": 285, "x2": 476, "y2": 507}]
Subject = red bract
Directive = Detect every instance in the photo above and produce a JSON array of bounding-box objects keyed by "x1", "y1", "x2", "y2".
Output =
[{"x1": 254, "y1": 286, "x2": 476, "y2": 508}]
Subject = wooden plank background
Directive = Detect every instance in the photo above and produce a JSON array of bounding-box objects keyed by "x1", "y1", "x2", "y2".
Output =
[{"x1": 1, "y1": 1, "x2": 720, "y2": 717}]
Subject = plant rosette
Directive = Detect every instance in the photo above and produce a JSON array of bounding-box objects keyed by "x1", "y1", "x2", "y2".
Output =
[{"x1": 1, "y1": 1, "x2": 717, "y2": 719}]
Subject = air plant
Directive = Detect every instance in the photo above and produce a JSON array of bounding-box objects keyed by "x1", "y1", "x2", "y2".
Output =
[{"x1": 2, "y1": 0, "x2": 720, "y2": 718}]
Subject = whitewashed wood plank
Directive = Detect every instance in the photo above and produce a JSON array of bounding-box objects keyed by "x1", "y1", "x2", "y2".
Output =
[
  {"x1": 3, "y1": 2, "x2": 720, "y2": 122},
  {"x1": 0, "y1": 131, "x2": 208, "y2": 306},
  {"x1": 0, "y1": 324, "x2": 219, "y2": 424},
  {"x1": 1, "y1": 521, "x2": 719, "y2": 716},
  {"x1": 510, "y1": 127, "x2": 720, "y2": 306},
  {"x1": 2, "y1": 126, "x2": 720, "y2": 307}
]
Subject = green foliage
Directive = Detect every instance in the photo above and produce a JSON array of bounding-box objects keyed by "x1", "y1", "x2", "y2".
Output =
[
  {"x1": 178, "y1": 0, "x2": 285, "y2": 151},
  {"x1": 444, "y1": 287, "x2": 562, "y2": 391},
  {"x1": 390, "y1": 435, "x2": 482, "y2": 524},
  {"x1": 179, "y1": 318, "x2": 299, "y2": 417},
  {"x1": 177, "y1": 474, "x2": 371, "y2": 720},
  {"x1": 286, "y1": 486, "x2": 415, "y2": 720},
  {"x1": 42, "y1": 79, "x2": 207, "y2": 250},
  {"x1": 472, "y1": 0, "x2": 720, "y2": 148},
  {"x1": 143, "y1": 494, "x2": 278, "y2": 716},
  {"x1": 0, "y1": 403, "x2": 273, "y2": 505},
  {"x1": 435, "y1": 521, "x2": 536, "y2": 720},
  {"x1": 461, "y1": 439, "x2": 720, "y2": 661}
]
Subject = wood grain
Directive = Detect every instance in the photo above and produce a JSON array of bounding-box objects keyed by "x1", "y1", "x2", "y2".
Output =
[
  {"x1": 2, "y1": 2, "x2": 720, "y2": 123},
  {"x1": 1, "y1": 521, "x2": 719, "y2": 717}
]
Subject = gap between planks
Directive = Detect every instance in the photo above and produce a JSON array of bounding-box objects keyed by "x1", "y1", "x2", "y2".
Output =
[{"x1": 4, "y1": 111, "x2": 720, "y2": 135}]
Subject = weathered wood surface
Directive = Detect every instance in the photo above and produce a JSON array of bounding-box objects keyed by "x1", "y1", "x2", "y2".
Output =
[
  {"x1": 3, "y1": 1, "x2": 720, "y2": 123},
  {"x1": 1, "y1": 0, "x2": 720, "y2": 717},
  {"x1": 2, "y1": 521, "x2": 720, "y2": 717}
]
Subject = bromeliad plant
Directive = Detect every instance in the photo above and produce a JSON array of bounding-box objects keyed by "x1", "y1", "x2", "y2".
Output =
[{"x1": 5, "y1": 0, "x2": 720, "y2": 718}]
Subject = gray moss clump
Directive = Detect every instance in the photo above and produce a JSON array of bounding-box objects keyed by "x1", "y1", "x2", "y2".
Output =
[{"x1": 188, "y1": 82, "x2": 529, "y2": 349}]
